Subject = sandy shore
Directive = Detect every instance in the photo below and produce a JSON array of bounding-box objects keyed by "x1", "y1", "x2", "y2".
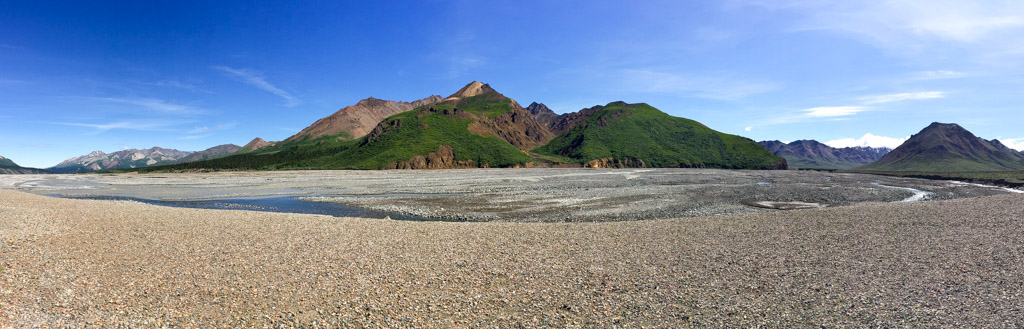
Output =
[{"x1": 2, "y1": 190, "x2": 1024, "y2": 327}]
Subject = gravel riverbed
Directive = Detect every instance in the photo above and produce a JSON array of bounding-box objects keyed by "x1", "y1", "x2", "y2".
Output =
[
  {"x1": 2, "y1": 189, "x2": 1023, "y2": 327},
  {"x1": 3, "y1": 169, "x2": 1019, "y2": 222}
]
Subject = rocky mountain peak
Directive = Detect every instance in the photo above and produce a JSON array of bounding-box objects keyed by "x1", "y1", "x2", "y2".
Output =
[{"x1": 445, "y1": 81, "x2": 497, "y2": 100}]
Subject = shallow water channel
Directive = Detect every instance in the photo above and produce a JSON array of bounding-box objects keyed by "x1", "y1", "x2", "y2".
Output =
[{"x1": 60, "y1": 195, "x2": 437, "y2": 221}]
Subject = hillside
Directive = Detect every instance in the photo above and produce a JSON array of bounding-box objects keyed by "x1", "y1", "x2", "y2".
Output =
[
  {"x1": 533, "y1": 102, "x2": 786, "y2": 169},
  {"x1": 0, "y1": 155, "x2": 16, "y2": 168},
  {"x1": 0, "y1": 155, "x2": 49, "y2": 174},
  {"x1": 285, "y1": 95, "x2": 442, "y2": 142},
  {"x1": 238, "y1": 138, "x2": 275, "y2": 152},
  {"x1": 50, "y1": 147, "x2": 193, "y2": 173},
  {"x1": 859, "y1": 122, "x2": 1024, "y2": 171},
  {"x1": 759, "y1": 140, "x2": 890, "y2": 169},
  {"x1": 156, "y1": 82, "x2": 548, "y2": 170},
  {"x1": 175, "y1": 144, "x2": 242, "y2": 163}
]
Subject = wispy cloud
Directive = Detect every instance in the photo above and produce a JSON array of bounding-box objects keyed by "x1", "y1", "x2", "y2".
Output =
[
  {"x1": 913, "y1": 70, "x2": 967, "y2": 80},
  {"x1": 136, "y1": 79, "x2": 210, "y2": 93},
  {"x1": 212, "y1": 66, "x2": 300, "y2": 106},
  {"x1": 859, "y1": 91, "x2": 945, "y2": 104},
  {"x1": 825, "y1": 133, "x2": 909, "y2": 149},
  {"x1": 88, "y1": 97, "x2": 204, "y2": 115},
  {"x1": 48, "y1": 120, "x2": 187, "y2": 134},
  {"x1": 618, "y1": 69, "x2": 780, "y2": 100},
  {"x1": 739, "y1": 1, "x2": 1024, "y2": 57},
  {"x1": 800, "y1": 106, "x2": 868, "y2": 118},
  {"x1": 188, "y1": 122, "x2": 237, "y2": 134},
  {"x1": 182, "y1": 122, "x2": 237, "y2": 140}
]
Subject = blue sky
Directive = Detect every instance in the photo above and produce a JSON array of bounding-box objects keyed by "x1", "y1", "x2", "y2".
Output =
[{"x1": 2, "y1": 1, "x2": 1024, "y2": 168}]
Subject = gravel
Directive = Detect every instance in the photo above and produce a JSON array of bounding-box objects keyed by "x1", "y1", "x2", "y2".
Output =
[
  {"x1": 5, "y1": 169, "x2": 1020, "y2": 222},
  {"x1": 2, "y1": 189, "x2": 1024, "y2": 327}
]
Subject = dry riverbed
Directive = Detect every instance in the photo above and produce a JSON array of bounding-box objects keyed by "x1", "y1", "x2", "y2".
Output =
[
  {"x1": 2, "y1": 188, "x2": 1023, "y2": 327},
  {"x1": 3, "y1": 169, "x2": 1019, "y2": 222}
]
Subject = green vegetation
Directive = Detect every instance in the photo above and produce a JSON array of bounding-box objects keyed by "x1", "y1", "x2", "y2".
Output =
[
  {"x1": 0, "y1": 157, "x2": 17, "y2": 168},
  {"x1": 533, "y1": 102, "x2": 785, "y2": 169},
  {"x1": 140, "y1": 94, "x2": 533, "y2": 172},
  {"x1": 859, "y1": 148, "x2": 1024, "y2": 171}
]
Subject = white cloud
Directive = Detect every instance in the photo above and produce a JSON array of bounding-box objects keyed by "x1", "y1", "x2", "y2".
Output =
[
  {"x1": 913, "y1": 70, "x2": 967, "y2": 80},
  {"x1": 89, "y1": 97, "x2": 203, "y2": 115},
  {"x1": 739, "y1": 1, "x2": 1024, "y2": 57},
  {"x1": 212, "y1": 66, "x2": 300, "y2": 107},
  {"x1": 800, "y1": 106, "x2": 867, "y2": 118},
  {"x1": 49, "y1": 120, "x2": 186, "y2": 134},
  {"x1": 998, "y1": 138, "x2": 1024, "y2": 151},
  {"x1": 859, "y1": 91, "x2": 945, "y2": 104},
  {"x1": 825, "y1": 133, "x2": 909, "y2": 149},
  {"x1": 188, "y1": 122, "x2": 237, "y2": 134},
  {"x1": 745, "y1": 126, "x2": 752, "y2": 132}
]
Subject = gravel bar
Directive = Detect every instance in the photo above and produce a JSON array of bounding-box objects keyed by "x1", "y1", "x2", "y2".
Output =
[{"x1": 2, "y1": 190, "x2": 1023, "y2": 327}]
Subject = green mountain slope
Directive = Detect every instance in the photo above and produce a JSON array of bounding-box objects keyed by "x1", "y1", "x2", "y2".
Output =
[
  {"x1": 533, "y1": 102, "x2": 786, "y2": 169},
  {"x1": 147, "y1": 82, "x2": 541, "y2": 171},
  {"x1": 859, "y1": 122, "x2": 1024, "y2": 172}
]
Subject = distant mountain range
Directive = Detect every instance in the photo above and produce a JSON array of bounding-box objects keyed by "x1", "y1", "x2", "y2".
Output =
[
  {"x1": 758, "y1": 140, "x2": 890, "y2": 169},
  {"x1": 40, "y1": 86, "x2": 1021, "y2": 174},
  {"x1": 50, "y1": 144, "x2": 241, "y2": 173},
  {"x1": 860, "y1": 122, "x2": 1024, "y2": 171},
  {"x1": 151, "y1": 81, "x2": 785, "y2": 171}
]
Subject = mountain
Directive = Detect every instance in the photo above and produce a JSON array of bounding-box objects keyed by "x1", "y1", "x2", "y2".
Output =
[
  {"x1": 285, "y1": 95, "x2": 442, "y2": 142},
  {"x1": 533, "y1": 101, "x2": 787, "y2": 169},
  {"x1": 759, "y1": 140, "x2": 890, "y2": 169},
  {"x1": 175, "y1": 144, "x2": 242, "y2": 163},
  {"x1": 859, "y1": 122, "x2": 1024, "y2": 171},
  {"x1": 0, "y1": 155, "x2": 16, "y2": 168},
  {"x1": 0, "y1": 155, "x2": 49, "y2": 174},
  {"x1": 239, "y1": 138, "x2": 274, "y2": 152},
  {"x1": 50, "y1": 147, "x2": 193, "y2": 173},
  {"x1": 162, "y1": 81, "x2": 550, "y2": 170},
  {"x1": 525, "y1": 102, "x2": 559, "y2": 128}
]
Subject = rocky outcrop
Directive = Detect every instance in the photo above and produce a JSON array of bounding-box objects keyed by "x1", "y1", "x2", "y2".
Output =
[
  {"x1": 525, "y1": 102, "x2": 559, "y2": 128},
  {"x1": 385, "y1": 145, "x2": 477, "y2": 169},
  {"x1": 584, "y1": 157, "x2": 647, "y2": 168},
  {"x1": 468, "y1": 106, "x2": 553, "y2": 151}
]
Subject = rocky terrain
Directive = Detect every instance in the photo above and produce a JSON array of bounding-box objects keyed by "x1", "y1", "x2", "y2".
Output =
[
  {"x1": 525, "y1": 102, "x2": 559, "y2": 128},
  {"x1": 2, "y1": 183, "x2": 1023, "y2": 327},
  {"x1": 862, "y1": 122, "x2": 1024, "y2": 171},
  {"x1": 7, "y1": 169, "x2": 1019, "y2": 222},
  {"x1": 759, "y1": 140, "x2": 890, "y2": 169},
  {"x1": 285, "y1": 95, "x2": 442, "y2": 142}
]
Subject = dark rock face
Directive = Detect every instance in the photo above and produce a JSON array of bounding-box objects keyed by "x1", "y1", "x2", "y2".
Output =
[
  {"x1": 469, "y1": 106, "x2": 553, "y2": 151},
  {"x1": 386, "y1": 145, "x2": 477, "y2": 169},
  {"x1": 525, "y1": 102, "x2": 559, "y2": 128}
]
